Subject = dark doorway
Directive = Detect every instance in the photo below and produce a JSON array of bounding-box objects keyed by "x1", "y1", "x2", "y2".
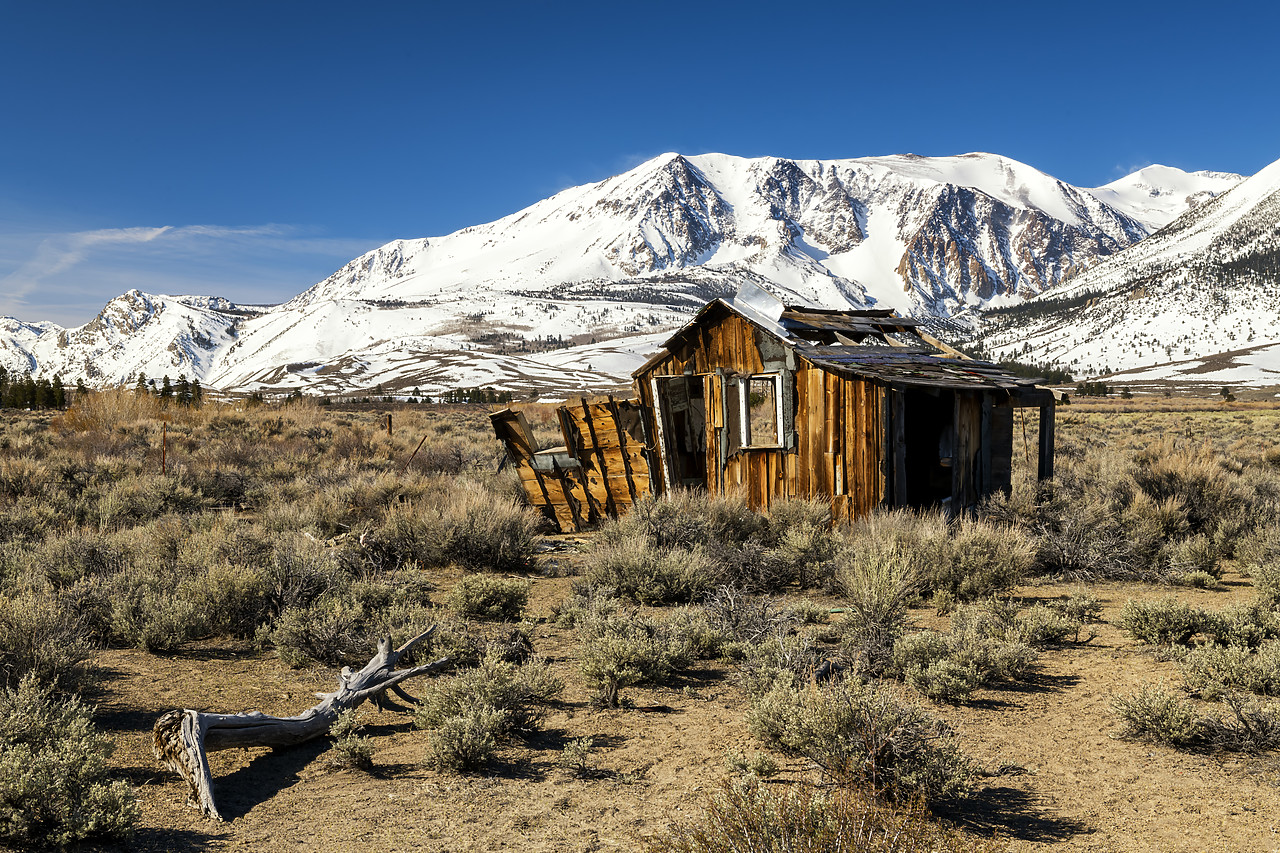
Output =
[
  {"x1": 902, "y1": 388, "x2": 955, "y2": 509},
  {"x1": 653, "y1": 376, "x2": 708, "y2": 488}
]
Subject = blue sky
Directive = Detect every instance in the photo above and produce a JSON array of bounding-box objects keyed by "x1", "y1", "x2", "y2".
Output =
[{"x1": 2, "y1": 0, "x2": 1277, "y2": 326}]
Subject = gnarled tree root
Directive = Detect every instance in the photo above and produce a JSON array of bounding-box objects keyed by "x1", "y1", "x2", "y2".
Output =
[{"x1": 153, "y1": 627, "x2": 449, "y2": 820}]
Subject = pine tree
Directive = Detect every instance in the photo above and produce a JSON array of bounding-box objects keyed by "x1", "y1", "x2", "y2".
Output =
[
  {"x1": 134, "y1": 373, "x2": 149, "y2": 396},
  {"x1": 176, "y1": 374, "x2": 192, "y2": 407},
  {"x1": 191, "y1": 380, "x2": 203, "y2": 407},
  {"x1": 51, "y1": 375, "x2": 65, "y2": 408},
  {"x1": 160, "y1": 376, "x2": 173, "y2": 400}
]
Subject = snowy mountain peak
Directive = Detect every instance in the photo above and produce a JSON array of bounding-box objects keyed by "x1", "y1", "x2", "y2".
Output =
[
  {"x1": 1087, "y1": 164, "x2": 1244, "y2": 231},
  {"x1": 1, "y1": 150, "x2": 1261, "y2": 395},
  {"x1": 973, "y1": 155, "x2": 1280, "y2": 386}
]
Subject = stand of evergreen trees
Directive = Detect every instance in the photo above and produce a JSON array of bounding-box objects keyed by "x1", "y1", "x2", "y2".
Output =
[
  {"x1": 0, "y1": 367, "x2": 68, "y2": 409},
  {"x1": 437, "y1": 387, "x2": 515, "y2": 404},
  {"x1": 133, "y1": 373, "x2": 204, "y2": 406}
]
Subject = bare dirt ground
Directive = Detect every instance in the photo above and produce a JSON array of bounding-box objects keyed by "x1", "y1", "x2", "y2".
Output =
[{"x1": 83, "y1": 558, "x2": 1280, "y2": 853}]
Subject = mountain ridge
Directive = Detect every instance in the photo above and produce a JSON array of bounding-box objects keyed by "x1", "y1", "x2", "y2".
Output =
[{"x1": 0, "y1": 152, "x2": 1251, "y2": 395}]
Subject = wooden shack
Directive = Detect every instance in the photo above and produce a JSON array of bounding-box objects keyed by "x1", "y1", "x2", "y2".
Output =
[{"x1": 493, "y1": 285, "x2": 1057, "y2": 531}]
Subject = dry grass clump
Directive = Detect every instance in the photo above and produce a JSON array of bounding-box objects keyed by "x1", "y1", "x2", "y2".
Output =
[
  {"x1": 593, "y1": 492, "x2": 839, "y2": 597},
  {"x1": 650, "y1": 779, "x2": 997, "y2": 853}
]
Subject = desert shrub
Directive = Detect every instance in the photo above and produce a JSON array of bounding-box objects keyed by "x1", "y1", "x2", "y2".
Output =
[
  {"x1": 736, "y1": 630, "x2": 827, "y2": 698},
  {"x1": 651, "y1": 779, "x2": 996, "y2": 853},
  {"x1": 1117, "y1": 597, "x2": 1205, "y2": 646},
  {"x1": 930, "y1": 518, "x2": 1034, "y2": 601},
  {"x1": 1253, "y1": 560, "x2": 1280, "y2": 609},
  {"x1": 427, "y1": 704, "x2": 506, "y2": 770},
  {"x1": 889, "y1": 608, "x2": 1038, "y2": 704},
  {"x1": 584, "y1": 537, "x2": 717, "y2": 605},
  {"x1": 414, "y1": 653, "x2": 562, "y2": 736},
  {"x1": 1054, "y1": 590, "x2": 1103, "y2": 626},
  {"x1": 558, "y1": 737, "x2": 596, "y2": 777},
  {"x1": 177, "y1": 562, "x2": 272, "y2": 638},
  {"x1": 1237, "y1": 523, "x2": 1280, "y2": 577},
  {"x1": 703, "y1": 586, "x2": 795, "y2": 645},
  {"x1": 324, "y1": 708, "x2": 374, "y2": 771},
  {"x1": 747, "y1": 677, "x2": 974, "y2": 801},
  {"x1": 0, "y1": 675, "x2": 139, "y2": 848},
  {"x1": 610, "y1": 490, "x2": 765, "y2": 554},
  {"x1": 270, "y1": 600, "x2": 368, "y2": 667},
  {"x1": 840, "y1": 510, "x2": 1029, "y2": 603},
  {"x1": 94, "y1": 563, "x2": 208, "y2": 653},
  {"x1": 577, "y1": 611, "x2": 699, "y2": 707},
  {"x1": 93, "y1": 475, "x2": 204, "y2": 529},
  {"x1": 724, "y1": 749, "x2": 778, "y2": 779},
  {"x1": 0, "y1": 593, "x2": 92, "y2": 691},
  {"x1": 29, "y1": 530, "x2": 127, "y2": 588},
  {"x1": 1199, "y1": 601, "x2": 1280, "y2": 649},
  {"x1": 416, "y1": 654, "x2": 561, "y2": 770},
  {"x1": 785, "y1": 599, "x2": 829, "y2": 625},
  {"x1": 1173, "y1": 570, "x2": 1219, "y2": 589},
  {"x1": 550, "y1": 582, "x2": 620, "y2": 629},
  {"x1": 447, "y1": 575, "x2": 529, "y2": 621},
  {"x1": 1113, "y1": 686, "x2": 1280, "y2": 752},
  {"x1": 1164, "y1": 534, "x2": 1221, "y2": 580},
  {"x1": 1181, "y1": 641, "x2": 1280, "y2": 700},
  {"x1": 596, "y1": 491, "x2": 836, "y2": 593},
  {"x1": 1112, "y1": 683, "x2": 1203, "y2": 746},
  {"x1": 260, "y1": 541, "x2": 348, "y2": 615},
  {"x1": 761, "y1": 498, "x2": 838, "y2": 588},
  {"x1": 1022, "y1": 480, "x2": 1142, "y2": 580},
  {"x1": 1131, "y1": 439, "x2": 1254, "y2": 535}
]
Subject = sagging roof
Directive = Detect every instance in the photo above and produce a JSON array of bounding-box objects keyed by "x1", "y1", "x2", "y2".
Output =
[{"x1": 635, "y1": 288, "x2": 1057, "y2": 405}]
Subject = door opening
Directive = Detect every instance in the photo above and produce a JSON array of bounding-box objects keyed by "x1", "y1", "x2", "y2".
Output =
[{"x1": 652, "y1": 375, "x2": 708, "y2": 489}]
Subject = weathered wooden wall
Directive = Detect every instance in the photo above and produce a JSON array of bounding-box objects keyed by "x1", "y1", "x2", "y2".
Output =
[
  {"x1": 491, "y1": 398, "x2": 650, "y2": 533},
  {"x1": 634, "y1": 311, "x2": 887, "y2": 521}
]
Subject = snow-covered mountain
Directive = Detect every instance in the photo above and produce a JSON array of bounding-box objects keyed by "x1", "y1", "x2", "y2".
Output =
[
  {"x1": 972, "y1": 156, "x2": 1280, "y2": 387},
  {"x1": 0, "y1": 153, "x2": 1248, "y2": 395}
]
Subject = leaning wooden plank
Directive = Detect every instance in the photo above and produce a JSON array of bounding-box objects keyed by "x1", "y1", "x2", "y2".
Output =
[{"x1": 154, "y1": 628, "x2": 449, "y2": 821}]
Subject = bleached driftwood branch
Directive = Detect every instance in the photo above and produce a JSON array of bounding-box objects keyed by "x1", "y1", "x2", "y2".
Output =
[{"x1": 153, "y1": 627, "x2": 448, "y2": 820}]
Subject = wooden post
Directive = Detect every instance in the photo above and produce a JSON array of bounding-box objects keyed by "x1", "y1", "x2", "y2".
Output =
[
  {"x1": 889, "y1": 389, "x2": 907, "y2": 507},
  {"x1": 403, "y1": 434, "x2": 429, "y2": 472},
  {"x1": 162, "y1": 423, "x2": 167, "y2": 475},
  {"x1": 387, "y1": 413, "x2": 393, "y2": 436},
  {"x1": 1037, "y1": 403, "x2": 1055, "y2": 481}
]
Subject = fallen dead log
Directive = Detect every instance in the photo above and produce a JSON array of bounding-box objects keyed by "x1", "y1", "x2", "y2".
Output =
[{"x1": 153, "y1": 627, "x2": 449, "y2": 820}]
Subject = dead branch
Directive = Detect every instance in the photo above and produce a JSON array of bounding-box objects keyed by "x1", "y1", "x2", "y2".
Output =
[{"x1": 153, "y1": 626, "x2": 449, "y2": 820}]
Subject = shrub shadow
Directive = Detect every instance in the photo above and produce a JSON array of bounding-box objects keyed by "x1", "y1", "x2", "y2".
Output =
[
  {"x1": 937, "y1": 785, "x2": 1091, "y2": 842},
  {"x1": 98, "y1": 826, "x2": 225, "y2": 852}
]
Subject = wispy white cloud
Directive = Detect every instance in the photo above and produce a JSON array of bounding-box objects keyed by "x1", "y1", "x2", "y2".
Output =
[{"x1": 0, "y1": 224, "x2": 382, "y2": 327}]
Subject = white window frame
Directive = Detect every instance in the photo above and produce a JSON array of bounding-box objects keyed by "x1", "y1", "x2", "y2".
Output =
[{"x1": 734, "y1": 372, "x2": 785, "y2": 450}]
